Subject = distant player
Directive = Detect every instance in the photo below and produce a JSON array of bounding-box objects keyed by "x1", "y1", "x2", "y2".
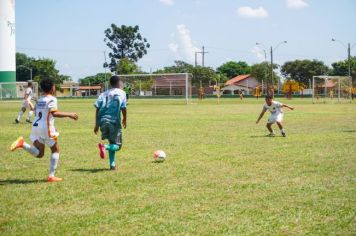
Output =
[
  {"x1": 10, "y1": 78, "x2": 78, "y2": 182},
  {"x1": 256, "y1": 95, "x2": 294, "y2": 137},
  {"x1": 15, "y1": 81, "x2": 35, "y2": 123},
  {"x1": 94, "y1": 75, "x2": 127, "y2": 170}
]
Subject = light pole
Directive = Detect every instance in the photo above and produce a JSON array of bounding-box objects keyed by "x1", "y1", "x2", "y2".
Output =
[
  {"x1": 16, "y1": 65, "x2": 32, "y2": 81},
  {"x1": 332, "y1": 38, "x2": 356, "y2": 99},
  {"x1": 256, "y1": 41, "x2": 287, "y2": 97}
]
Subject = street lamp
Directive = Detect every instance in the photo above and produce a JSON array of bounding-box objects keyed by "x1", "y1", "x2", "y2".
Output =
[
  {"x1": 331, "y1": 38, "x2": 356, "y2": 99},
  {"x1": 16, "y1": 65, "x2": 32, "y2": 81},
  {"x1": 256, "y1": 41, "x2": 287, "y2": 96}
]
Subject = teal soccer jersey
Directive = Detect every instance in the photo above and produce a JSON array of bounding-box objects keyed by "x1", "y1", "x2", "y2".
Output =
[{"x1": 94, "y1": 88, "x2": 127, "y2": 128}]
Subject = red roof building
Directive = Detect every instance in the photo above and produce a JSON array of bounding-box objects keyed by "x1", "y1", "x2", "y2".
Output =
[{"x1": 222, "y1": 74, "x2": 260, "y2": 95}]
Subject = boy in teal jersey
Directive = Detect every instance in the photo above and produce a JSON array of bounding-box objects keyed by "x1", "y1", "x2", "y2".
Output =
[{"x1": 94, "y1": 76, "x2": 127, "y2": 170}]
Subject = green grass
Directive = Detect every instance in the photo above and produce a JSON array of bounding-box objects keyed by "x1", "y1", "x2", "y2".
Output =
[{"x1": 0, "y1": 98, "x2": 355, "y2": 235}]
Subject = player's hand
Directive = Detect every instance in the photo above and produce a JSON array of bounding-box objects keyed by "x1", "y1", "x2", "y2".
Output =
[
  {"x1": 122, "y1": 119, "x2": 127, "y2": 129},
  {"x1": 94, "y1": 125, "x2": 99, "y2": 134},
  {"x1": 70, "y1": 113, "x2": 78, "y2": 120}
]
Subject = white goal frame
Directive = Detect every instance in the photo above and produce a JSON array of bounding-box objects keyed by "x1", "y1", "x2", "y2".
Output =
[
  {"x1": 0, "y1": 81, "x2": 39, "y2": 100},
  {"x1": 312, "y1": 75, "x2": 352, "y2": 103},
  {"x1": 116, "y1": 73, "x2": 192, "y2": 104}
]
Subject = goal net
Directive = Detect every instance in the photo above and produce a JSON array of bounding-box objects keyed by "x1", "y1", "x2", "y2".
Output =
[
  {"x1": 116, "y1": 73, "x2": 193, "y2": 104},
  {"x1": 0, "y1": 81, "x2": 39, "y2": 100},
  {"x1": 312, "y1": 76, "x2": 352, "y2": 103}
]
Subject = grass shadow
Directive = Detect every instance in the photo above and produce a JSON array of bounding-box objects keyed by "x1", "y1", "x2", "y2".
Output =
[
  {"x1": 0, "y1": 179, "x2": 45, "y2": 185},
  {"x1": 343, "y1": 130, "x2": 356, "y2": 133},
  {"x1": 71, "y1": 168, "x2": 109, "y2": 173}
]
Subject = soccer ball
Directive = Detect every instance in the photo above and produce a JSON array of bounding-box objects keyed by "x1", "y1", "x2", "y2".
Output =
[{"x1": 153, "y1": 150, "x2": 166, "y2": 162}]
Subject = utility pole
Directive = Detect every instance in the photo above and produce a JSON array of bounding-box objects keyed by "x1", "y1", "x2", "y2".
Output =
[
  {"x1": 195, "y1": 52, "x2": 198, "y2": 67},
  {"x1": 201, "y1": 46, "x2": 208, "y2": 67}
]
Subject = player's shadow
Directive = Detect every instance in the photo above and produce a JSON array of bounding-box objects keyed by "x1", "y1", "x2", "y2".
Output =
[
  {"x1": 0, "y1": 179, "x2": 45, "y2": 185},
  {"x1": 343, "y1": 130, "x2": 356, "y2": 133},
  {"x1": 249, "y1": 135, "x2": 284, "y2": 138},
  {"x1": 71, "y1": 168, "x2": 108, "y2": 173}
]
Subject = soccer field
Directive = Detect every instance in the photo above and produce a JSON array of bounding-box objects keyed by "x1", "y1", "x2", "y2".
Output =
[{"x1": 0, "y1": 98, "x2": 355, "y2": 235}]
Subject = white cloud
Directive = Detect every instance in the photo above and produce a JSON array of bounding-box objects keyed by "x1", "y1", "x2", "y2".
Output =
[
  {"x1": 160, "y1": 0, "x2": 173, "y2": 6},
  {"x1": 286, "y1": 0, "x2": 308, "y2": 9},
  {"x1": 251, "y1": 46, "x2": 267, "y2": 62},
  {"x1": 236, "y1": 6, "x2": 268, "y2": 19},
  {"x1": 169, "y1": 24, "x2": 199, "y2": 63}
]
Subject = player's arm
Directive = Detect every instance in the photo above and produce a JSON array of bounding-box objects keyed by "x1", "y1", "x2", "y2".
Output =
[
  {"x1": 52, "y1": 110, "x2": 78, "y2": 120},
  {"x1": 256, "y1": 110, "x2": 266, "y2": 124},
  {"x1": 282, "y1": 104, "x2": 294, "y2": 110},
  {"x1": 121, "y1": 108, "x2": 127, "y2": 129}
]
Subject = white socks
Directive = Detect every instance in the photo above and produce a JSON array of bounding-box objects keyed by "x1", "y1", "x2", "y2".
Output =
[
  {"x1": 17, "y1": 111, "x2": 24, "y2": 121},
  {"x1": 49, "y1": 153, "x2": 59, "y2": 177},
  {"x1": 23, "y1": 142, "x2": 40, "y2": 157},
  {"x1": 26, "y1": 111, "x2": 34, "y2": 120}
]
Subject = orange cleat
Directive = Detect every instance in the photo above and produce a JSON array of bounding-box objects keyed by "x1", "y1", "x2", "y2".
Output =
[
  {"x1": 47, "y1": 176, "x2": 63, "y2": 182},
  {"x1": 10, "y1": 136, "x2": 24, "y2": 151}
]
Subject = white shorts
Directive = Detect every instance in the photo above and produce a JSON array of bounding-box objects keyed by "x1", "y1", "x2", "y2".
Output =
[
  {"x1": 30, "y1": 127, "x2": 59, "y2": 148},
  {"x1": 268, "y1": 113, "x2": 283, "y2": 123},
  {"x1": 22, "y1": 99, "x2": 34, "y2": 109}
]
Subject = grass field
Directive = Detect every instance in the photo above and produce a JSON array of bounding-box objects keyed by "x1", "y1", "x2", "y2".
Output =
[{"x1": 0, "y1": 98, "x2": 355, "y2": 235}]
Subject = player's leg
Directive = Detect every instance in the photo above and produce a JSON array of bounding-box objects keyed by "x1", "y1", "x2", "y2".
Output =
[
  {"x1": 107, "y1": 126, "x2": 121, "y2": 170},
  {"x1": 47, "y1": 141, "x2": 62, "y2": 182},
  {"x1": 266, "y1": 123, "x2": 275, "y2": 136},
  {"x1": 26, "y1": 102, "x2": 34, "y2": 123},
  {"x1": 11, "y1": 136, "x2": 44, "y2": 157},
  {"x1": 276, "y1": 114, "x2": 286, "y2": 137},
  {"x1": 16, "y1": 105, "x2": 26, "y2": 123}
]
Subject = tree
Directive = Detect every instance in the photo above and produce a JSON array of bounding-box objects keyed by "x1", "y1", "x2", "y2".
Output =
[
  {"x1": 16, "y1": 53, "x2": 33, "y2": 82},
  {"x1": 104, "y1": 24, "x2": 150, "y2": 72},
  {"x1": 331, "y1": 56, "x2": 356, "y2": 79},
  {"x1": 116, "y1": 58, "x2": 139, "y2": 75},
  {"x1": 282, "y1": 79, "x2": 304, "y2": 99},
  {"x1": 155, "y1": 60, "x2": 217, "y2": 86},
  {"x1": 281, "y1": 59, "x2": 330, "y2": 85},
  {"x1": 79, "y1": 73, "x2": 112, "y2": 86},
  {"x1": 216, "y1": 61, "x2": 251, "y2": 79}
]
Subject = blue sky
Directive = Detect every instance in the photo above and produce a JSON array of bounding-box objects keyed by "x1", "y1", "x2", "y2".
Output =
[{"x1": 16, "y1": 0, "x2": 356, "y2": 81}]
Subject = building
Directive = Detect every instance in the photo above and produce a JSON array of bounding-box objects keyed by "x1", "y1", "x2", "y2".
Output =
[{"x1": 221, "y1": 74, "x2": 260, "y2": 95}]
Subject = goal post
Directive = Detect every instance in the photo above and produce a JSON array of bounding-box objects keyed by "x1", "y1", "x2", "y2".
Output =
[
  {"x1": 312, "y1": 75, "x2": 352, "y2": 103},
  {"x1": 116, "y1": 73, "x2": 193, "y2": 104},
  {"x1": 0, "y1": 81, "x2": 38, "y2": 100}
]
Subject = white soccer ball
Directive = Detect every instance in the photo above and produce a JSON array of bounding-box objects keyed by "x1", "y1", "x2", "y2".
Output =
[{"x1": 153, "y1": 150, "x2": 166, "y2": 162}]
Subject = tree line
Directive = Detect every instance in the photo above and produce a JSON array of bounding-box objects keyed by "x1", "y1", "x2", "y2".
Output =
[{"x1": 16, "y1": 23, "x2": 356, "y2": 89}]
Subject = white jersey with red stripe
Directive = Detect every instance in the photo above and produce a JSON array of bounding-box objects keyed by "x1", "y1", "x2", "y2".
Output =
[{"x1": 31, "y1": 95, "x2": 59, "y2": 144}]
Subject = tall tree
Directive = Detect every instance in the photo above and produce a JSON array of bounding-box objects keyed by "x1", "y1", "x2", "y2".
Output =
[
  {"x1": 281, "y1": 59, "x2": 330, "y2": 85},
  {"x1": 331, "y1": 56, "x2": 356, "y2": 79},
  {"x1": 104, "y1": 24, "x2": 150, "y2": 72},
  {"x1": 216, "y1": 61, "x2": 251, "y2": 79},
  {"x1": 79, "y1": 73, "x2": 112, "y2": 86}
]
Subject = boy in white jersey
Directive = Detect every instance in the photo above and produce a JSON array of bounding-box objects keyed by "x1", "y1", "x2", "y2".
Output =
[
  {"x1": 10, "y1": 78, "x2": 78, "y2": 182},
  {"x1": 15, "y1": 81, "x2": 35, "y2": 123},
  {"x1": 256, "y1": 96, "x2": 294, "y2": 137},
  {"x1": 94, "y1": 75, "x2": 127, "y2": 170}
]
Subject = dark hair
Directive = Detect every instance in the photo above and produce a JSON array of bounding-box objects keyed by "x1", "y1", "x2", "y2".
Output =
[
  {"x1": 40, "y1": 78, "x2": 54, "y2": 93},
  {"x1": 110, "y1": 75, "x2": 120, "y2": 86},
  {"x1": 265, "y1": 95, "x2": 273, "y2": 100},
  {"x1": 27, "y1": 81, "x2": 32, "y2": 87}
]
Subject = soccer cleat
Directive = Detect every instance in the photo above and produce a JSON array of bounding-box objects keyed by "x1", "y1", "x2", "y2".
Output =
[
  {"x1": 266, "y1": 133, "x2": 275, "y2": 137},
  {"x1": 110, "y1": 166, "x2": 117, "y2": 171},
  {"x1": 25, "y1": 119, "x2": 32, "y2": 123},
  {"x1": 10, "y1": 136, "x2": 24, "y2": 151},
  {"x1": 47, "y1": 176, "x2": 63, "y2": 182},
  {"x1": 281, "y1": 131, "x2": 287, "y2": 137},
  {"x1": 98, "y1": 143, "x2": 106, "y2": 159},
  {"x1": 15, "y1": 119, "x2": 19, "y2": 124}
]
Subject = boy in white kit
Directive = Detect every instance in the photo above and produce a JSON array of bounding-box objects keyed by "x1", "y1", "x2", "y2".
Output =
[
  {"x1": 256, "y1": 96, "x2": 294, "y2": 137},
  {"x1": 15, "y1": 81, "x2": 35, "y2": 123},
  {"x1": 10, "y1": 78, "x2": 78, "y2": 182}
]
